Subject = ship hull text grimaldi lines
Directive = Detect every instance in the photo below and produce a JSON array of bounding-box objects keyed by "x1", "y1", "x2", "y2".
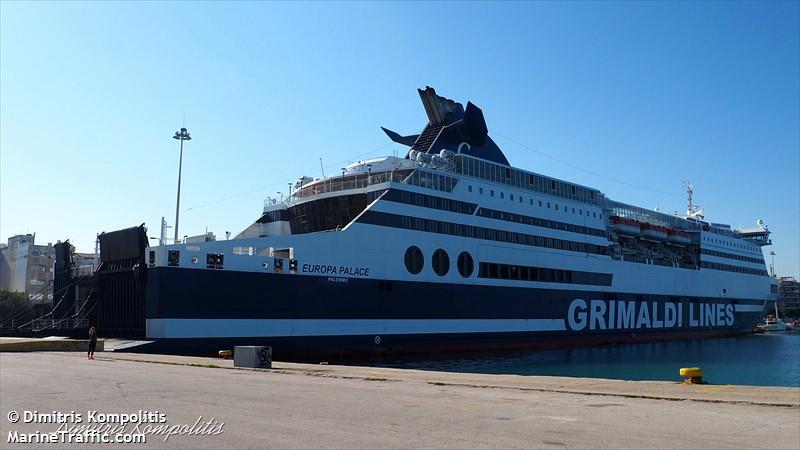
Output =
[{"x1": 144, "y1": 87, "x2": 777, "y2": 357}]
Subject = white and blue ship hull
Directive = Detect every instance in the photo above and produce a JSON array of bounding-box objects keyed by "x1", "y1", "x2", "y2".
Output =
[{"x1": 139, "y1": 87, "x2": 777, "y2": 358}]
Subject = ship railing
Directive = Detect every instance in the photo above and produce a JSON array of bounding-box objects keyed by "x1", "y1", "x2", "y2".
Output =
[
  {"x1": 30, "y1": 318, "x2": 88, "y2": 331},
  {"x1": 265, "y1": 171, "x2": 411, "y2": 211}
]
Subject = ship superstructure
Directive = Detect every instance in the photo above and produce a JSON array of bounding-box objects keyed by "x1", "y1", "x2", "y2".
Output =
[{"x1": 143, "y1": 87, "x2": 777, "y2": 357}]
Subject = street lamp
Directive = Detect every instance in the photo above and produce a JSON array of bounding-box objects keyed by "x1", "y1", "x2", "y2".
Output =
[
  {"x1": 172, "y1": 127, "x2": 192, "y2": 244},
  {"x1": 769, "y1": 251, "x2": 776, "y2": 277}
]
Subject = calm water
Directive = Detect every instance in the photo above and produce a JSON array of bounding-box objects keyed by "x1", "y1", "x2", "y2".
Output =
[{"x1": 365, "y1": 332, "x2": 800, "y2": 387}]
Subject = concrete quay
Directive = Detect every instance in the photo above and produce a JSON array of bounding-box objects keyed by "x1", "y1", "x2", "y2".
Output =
[
  {"x1": 1, "y1": 351, "x2": 798, "y2": 449},
  {"x1": 0, "y1": 337, "x2": 104, "y2": 352}
]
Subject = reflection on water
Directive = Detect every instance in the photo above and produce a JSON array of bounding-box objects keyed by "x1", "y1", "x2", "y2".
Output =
[{"x1": 361, "y1": 332, "x2": 800, "y2": 387}]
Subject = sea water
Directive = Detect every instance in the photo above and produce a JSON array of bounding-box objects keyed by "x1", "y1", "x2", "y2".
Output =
[{"x1": 367, "y1": 332, "x2": 800, "y2": 387}]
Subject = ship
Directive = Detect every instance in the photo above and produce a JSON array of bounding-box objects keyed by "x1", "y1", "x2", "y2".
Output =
[{"x1": 142, "y1": 87, "x2": 778, "y2": 358}]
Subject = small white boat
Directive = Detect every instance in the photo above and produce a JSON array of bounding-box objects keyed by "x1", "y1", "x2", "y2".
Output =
[{"x1": 757, "y1": 303, "x2": 793, "y2": 331}]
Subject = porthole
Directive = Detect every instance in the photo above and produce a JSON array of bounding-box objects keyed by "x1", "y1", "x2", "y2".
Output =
[
  {"x1": 432, "y1": 249, "x2": 450, "y2": 276},
  {"x1": 404, "y1": 246, "x2": 424, "y2": 275},
  {"x1": 457, "y1": 252, "x2": 474, "y2": 278}
]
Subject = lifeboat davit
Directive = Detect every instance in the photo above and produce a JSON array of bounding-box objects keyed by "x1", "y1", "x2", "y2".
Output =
[
  {"x1": 640, "y1": 222, "x2": 668, "y2": 240},
  {"x1": 610, "y1": 216, "x2": 641, "y2": 236},
  {"x1": 667, "y1": 228, "x2": 691, "y2": 245}
]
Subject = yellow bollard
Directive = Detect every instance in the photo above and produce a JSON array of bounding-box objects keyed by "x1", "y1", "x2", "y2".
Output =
[
  {"x1": 679, "y1": 367, "x2": 705, "y2": 384},
  {"x1": 218, "y1": 350, "x2": 232, "y2": 359}
]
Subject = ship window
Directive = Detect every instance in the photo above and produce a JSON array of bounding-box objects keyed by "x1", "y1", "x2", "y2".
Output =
[
  {"x1": 510, "y1": 194, "x2": 514, "y2": 201},
  {"x1": 490, "y1": 190, "x2": 494, "y2": 197},
  {"x1": 547, "y1": 202, "x2": 551, "y2": 208},
  {"x1": 233, "y1": 246, "x2": 254, "y2": 256},
  {"x1": 530, "y1": 199, "x2": 534, "y2": 205},
  {"x1": 191, "y1": 256, "x2": 198, "y2": 264},
  {"x1": 149, "y1": 251, "x2": 156, "y2": 266},
  {"x1": 555, "y1": 204, "x2": 559, "y2": 211},
  {"x1": 457, "y1": 252, "x2": 474, "y2": 278},
  {"x1": 404, "y1": 246, "x2": 424, "y2": 275},
  {"x1": 500, "y1": 192, "x2": 505, "y2": 199},
  {"x1": 206, "y1": 253, "x2": 224, "y2": 269},
  {"x1": 432, "y1": 249, "x2": 450, "y2": 276},
  {"x1": 519, "y1": 196, "x2": 523, "y2": 203},
  {"x1": 468, "y1": 185, "x2": 472, "y2": 192},
  {"x1": 538, "y1": 200, "x2": 542, "y2": 207},
  {"x1": 168, "y1": 250, "x2": 180, "y2": 267},
  {"x1": 274, "y1": 258, "x2": 283, "y2": 273},
  {"x1": 479, "y1": 187, "x2": 483, "y2": 194}
]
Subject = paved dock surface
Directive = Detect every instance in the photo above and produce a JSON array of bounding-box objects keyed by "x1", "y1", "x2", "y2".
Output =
[{"x1": 2, "y1": 352, "x2": 799, "y2": 449}]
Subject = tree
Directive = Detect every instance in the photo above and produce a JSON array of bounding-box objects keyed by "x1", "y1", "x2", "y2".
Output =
[{"x1": 0, "y1": 290, "x2": 35, "y2": 327}]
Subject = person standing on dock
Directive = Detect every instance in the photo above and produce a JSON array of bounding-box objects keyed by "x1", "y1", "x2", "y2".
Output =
[{"x1": 88, "y1": 327, "x2": 97, "y2": 360}]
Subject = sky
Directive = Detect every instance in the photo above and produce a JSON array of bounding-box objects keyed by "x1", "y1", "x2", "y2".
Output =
[{"x1": 1, "y1": 1, "x2": 798, "y2": 277}]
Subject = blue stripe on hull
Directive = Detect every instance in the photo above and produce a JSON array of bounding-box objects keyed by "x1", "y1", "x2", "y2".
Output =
[
  {"x1": 143, "y1": 267, "x2": 767, "y2": 358},
  {"x1": 129, "y1": 328, "x2": 755, "y2": 360},
  {"x1": 146, "y1": 267, "x2": 766, "y2": 319}
]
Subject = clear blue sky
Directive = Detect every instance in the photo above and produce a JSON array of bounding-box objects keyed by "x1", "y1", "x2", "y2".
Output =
[{"x1": 2, "y1": 1, "x2": 798, "y2": 277}]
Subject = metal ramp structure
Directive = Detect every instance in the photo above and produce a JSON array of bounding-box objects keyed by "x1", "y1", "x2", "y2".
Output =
[{"x1": 94, "y1": 225, "x2": 149, "y2": 338}]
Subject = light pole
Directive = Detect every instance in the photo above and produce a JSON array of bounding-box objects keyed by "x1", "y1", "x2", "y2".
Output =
[
  {"x1": 769, "y1": 251, "x2": 776, "y2": 277},
  {"x1": 172, "y1": 127, "x2": 191, "y2": 244}
]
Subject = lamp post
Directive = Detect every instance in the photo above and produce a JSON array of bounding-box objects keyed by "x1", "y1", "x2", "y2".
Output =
[
  {"x1": 172, "y1": 127, "x2": 191, "y2": 244},
  {"x1": 769, "y1": 251, "x2": 776, "y2": 277}
]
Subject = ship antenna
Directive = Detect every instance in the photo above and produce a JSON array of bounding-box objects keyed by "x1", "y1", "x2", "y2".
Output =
[
  {"x1": 683, "y1": 180, "x2": 704, "y2": 219},
  {"x1": 684, "y1": 180, "x2": 694, "y2": 215}
]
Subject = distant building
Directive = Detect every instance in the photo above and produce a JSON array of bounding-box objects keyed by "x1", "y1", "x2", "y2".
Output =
[
  {"x1": 72, "y1": 252, "x2": 97, "y2": 277},
  {"x1": 0, "y1": 234, "x2": 55, "y2": 303},
  {"x1": 777, "y1": 276, "x2": 800, "y2": 311}
]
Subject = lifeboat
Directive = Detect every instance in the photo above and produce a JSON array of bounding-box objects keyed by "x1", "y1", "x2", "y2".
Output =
[
  {"x1": 609, "y1": 216, "x2": 641, "y2": 236},
  {"x1": 667, "y1": 228, "x2": 691, "y2": 245},
  {"x1": 640, "y1": 222, "x2": 668, "y2": 240}
]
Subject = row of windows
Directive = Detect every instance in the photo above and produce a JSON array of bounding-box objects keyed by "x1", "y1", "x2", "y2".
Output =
[
  {"x1": 404, "y1": 170, "x2": 458, "y2": 192},
  {"x1": 700, "y1": 261, "x2": 768, "y2": 276},
  {"x1": 455, "y1": 155, "x2": 601, "y2": 205},
  {"x1": 467, "y1": 184, "x2": 602, "y2": 219},
  {"x1": 381, "y1": 189, "x2": 606, "y2": 240},
  {"x1": 358, "y1": 211, "x2": 608, "y2": 256},
  {"x1": 403, "y1": 246, "x2": 474, "y2": 278},
  {"x1": 700, "y1": 248, "x2": 764, "y2": 265},
  {"x1": 289, "y1": 194, "x2": 368, "y2": 234},
  {"x1": 478, "y1": 262, "x2": 613, "y2": 286},
  {"x1": 383, "y1": 189, "x2": 477, "y2": 215},
  {"x1": 477, "y1": 207, "x2": 607, "y2": 238},
  {"x1": 702, "y1": 235, "x2": 757, "y2": 252}
]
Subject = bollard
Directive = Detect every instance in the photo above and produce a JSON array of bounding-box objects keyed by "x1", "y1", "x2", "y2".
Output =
[
  {"x1": 679, "y1": 367, "x2": 705, "y2": 384},
  {"x1": 234, "y1": 346, "x2": 272, "y2": 369}
]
